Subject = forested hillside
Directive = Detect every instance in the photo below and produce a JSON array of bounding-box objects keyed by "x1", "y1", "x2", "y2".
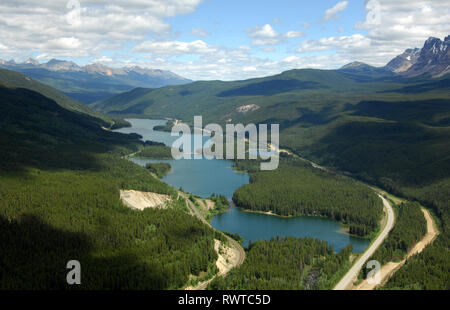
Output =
[
  {"x1": 209, "y1": 237, "x2": 353, "y2": 290},
  {"x1": 232, "y1": 159, "x2": 383, "y2": 237},
  {"x1": 0, "y1": 68, "x2": 109, "y2": 124},
  {"x1": 0, "y1": 84, "x2": 218, "y2": 289},
  {"x1": 382, "y1": 190, "x2": 450, "y2": 289},
  {"x1": 92, "y1": 65, "x2": 450, "y2": 289},
  {"x1": 360, "y1": 202, "x2": 427, "y2": 281},
  {"x1": 137, "y1": 142, "x2": 173, "y2": 159}
]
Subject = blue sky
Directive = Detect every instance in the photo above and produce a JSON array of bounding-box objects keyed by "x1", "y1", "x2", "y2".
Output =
[
  {"x1": 111, "y1": 0, "x2": 369, "y2": 67},
  {"x1": 0, "y1": 0, "x2": 449, "y2": 80},
  {"x1": 172, "y1": 0, "x2": 366, "y2": 49}
]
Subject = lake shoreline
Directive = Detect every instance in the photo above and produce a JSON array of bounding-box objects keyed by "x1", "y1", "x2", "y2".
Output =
[
  {"x1": 115, "y1": 118, "x2": 372, "y2": 253},
  {"x1": 237, "y1": 207, "x2": 370, "y2": 240}
]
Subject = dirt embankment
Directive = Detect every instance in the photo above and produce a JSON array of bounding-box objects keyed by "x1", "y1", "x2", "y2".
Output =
[
  {"x1": 354, "y1": 207, "x2": 439, "y2": 290},
  {"x1": 178, "y1": 191, "x2": 245, "y2": 290},
  {"x1": 120, "y1": 190, "x2": 171, "y2": 211},
  {"x1": 215, "y1": 239, "x2": 240, "y2": 275},
  {"x1": 186, "y1": 239, "x2": 240, "y2": 290}
]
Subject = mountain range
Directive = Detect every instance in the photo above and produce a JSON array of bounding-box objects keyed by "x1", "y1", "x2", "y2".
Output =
[
  {"x1": 0, "y1": 59, "x2": 191, "y2": 104},
  {"x1": 90, "y1": 35, "x2": 450, "y2": 193},
  {"x1": 1, "y1": 36, "x2": 448, "y2": 106},
  {"x1": 344, "y1": 35, "x2": 450, "y2": 78},
  {"x1": 93, "y1": 36, "x2": 450, "y2": 120}
]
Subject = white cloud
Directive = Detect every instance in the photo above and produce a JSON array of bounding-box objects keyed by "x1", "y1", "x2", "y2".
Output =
[
  {"x1": 355, "y1": 0, "x2": 450, "y2": 48},
  {"x1": 1, "y1": 0, "x2": 449, "y2": 81},
  {"x1": 250, "y1": 24, "x2": 278, "y2": 38},
  {"x1": 191, "y1": 28, "x2": 209, "y2": 37},
  {"x1": 132, "y1": 40, "x2": 217, "y2": 56},
  {"x1": 324, "y1": 1, "x2": 349, "y2": 21},
  {"x1": 242, "y1": 66, "x2": 257, "y2": 72},
  {"x1": 284, "y1": 31, "x2": 305, "y2": 38},
  {"x1": 0, "y1": 0, "x2": 204, "y2": 58},
  {"x1": 298, "y1": 0, "x2": 450, "y2": 67},
  {"x1": 35, "y1": 54, "x2": 49, "y2": 60},
  {"x1": 114, "y1": 46, "x2": 353, "y2": 81},
  {"x1": 298, "y1": 34, "x2": 371, "y2": 53},
  {"x1": 247, "y1": 25, "x2": 305, "y2": 45},
  {"x1": 46, "y1": 37, "x2": 82, "y2": 50},
  {"x1": 247, "y1": 24, "x2": 281, "y2": 46},
  {"x1": 238, "y1": 45, "x2": 252, "y2": 51},
  {"x1": 93, "y1": 56, "x2": 113, "y2": 63},
  {"x1": 106, "y1": 1, "x2": 450, "y2": 79}
]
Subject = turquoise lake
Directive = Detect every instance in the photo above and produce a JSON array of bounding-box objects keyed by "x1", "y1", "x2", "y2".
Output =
[{"x1": 115, "y1": 119, "x2": 370, "y2": 252}]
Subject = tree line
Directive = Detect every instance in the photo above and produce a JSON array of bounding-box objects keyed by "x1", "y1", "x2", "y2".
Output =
[
  {"x1": 360, "y1": 201, "x2": 427, "y2": 280},
  {"x1": 232, "y1": 159, "x2": 383, "y2": 237},
  {"x1": 208, "y1": 237, "x2": 353, "y2": 290},
  {"x1": 0, "y1": 86, "x2": 220, "y2": 289}
]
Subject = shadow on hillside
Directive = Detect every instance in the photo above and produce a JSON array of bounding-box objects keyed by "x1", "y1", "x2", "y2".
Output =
[
  {"x1": 0, "y1": 214, "x2": 167, "y2": 290},
  {"x1": 352, "y1": 99, "x2": 450, "y2": 126},
  {"x1": 260, "y1": 106, "x2": 338, "y2": 131},
  {"x1": 0, "y1": 139, "x2": 108, "y2": 175},
  {"x1": 377, "y1": 77, "x2": 450, "y2": 94},
  {"x1": 311, "y1": 119, "x2": 450, "y2": 188},
  {"x1": 0, "y1": 86, "x2": 142, "y2": 175}
]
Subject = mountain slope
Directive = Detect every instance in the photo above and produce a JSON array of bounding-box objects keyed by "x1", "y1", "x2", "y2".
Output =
[
  {"x1": 92, "y1": 37, "x2": 450, "y2": 127},
  {"x1": 0, "y1": 83, "x2": 218, "y2": 289},
  {"x1": 92, "y1": 68, "x2": 397, "y2": 120},
  {"x1": 92, "y1": 35, "x2": 450, "y2": 291},
  {"x1": 385, "y1": 36, "x2": 450, "y2": 77},
  {"x1": 92, "y1": 61, "x2": 450, "y2": 189},
  {"x1": 404, "y1": 36, "x2": 450, "y2": 77},
  {"x1": 0, "y1": 68, "x2": 110, "y2": 125},
  {"x1": 0, "y1": 59, "x2": 192, "y2": 104},
  {"x1": 385, "y1": 48, "x2": 421, "y2": 73}
]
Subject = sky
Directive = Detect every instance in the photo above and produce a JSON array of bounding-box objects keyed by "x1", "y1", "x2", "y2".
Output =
[{"x1": 0, "y1": 0, "x2": 449, "y2": 80}]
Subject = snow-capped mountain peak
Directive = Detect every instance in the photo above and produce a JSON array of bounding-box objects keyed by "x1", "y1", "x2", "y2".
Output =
[{"x1": 385, "y1": 36, "x2": 450, "y2": 77}]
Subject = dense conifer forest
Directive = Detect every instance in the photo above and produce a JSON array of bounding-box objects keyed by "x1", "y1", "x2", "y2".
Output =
[
  {"x1": 2, "y1": 65, "x2": 450, "y2": 289},
  {"x1": 0, "y1": 84, "x2": 218, "y2": 289},
  {"x1": 137, "y1": 142, "x2": 173, "y2": 158},
  {"x1": 382, "y1": 194, "x2": 450, "y2": 289},
  {"x1": 232, "y1": 159, "x2": 383, "y2": 237},
  {"x1": 360, "y1": 202, "x2": 427, "y2": 279},
  {"x1": 146, "y1": 162, "x2": 171, "y2": 178},
  {"x1": 208, "y1": 237, "x2": 353, "y2": 290}
]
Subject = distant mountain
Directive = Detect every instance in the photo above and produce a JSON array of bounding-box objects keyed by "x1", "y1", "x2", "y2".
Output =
[
  {"x1": 338, "y1": 36, "x2": 450, "y2": 78},
  {"x1": 385, "y1": 36, "x2": 450, "y2": 77},
  {"x1": 0, "y1": 59, "x2": 192, "y2": 104},
  {"x1": 92, "y1": 68, "x2": 357, "y2": 118},
  {"x1": 338, "y1": 61, "x2": 393, "y2": 78},
  {"x1": 385, "y1": 48, "x2": 421, "y2": 73},
  {"x1": 340, "y1": 61, "x2": 374, "y2": 70},
  {"x1": 44, "y1": 59, "x2": 80, "y2": 71},
  {"x1": 91, "y1": 64, "x2": 449, "y2": 125},
  {"x1": 403, "y1": 36, "x2": 450, "y2": 77}
]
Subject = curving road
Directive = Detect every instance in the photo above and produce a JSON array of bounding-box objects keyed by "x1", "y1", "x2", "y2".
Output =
[{"x1": 334, "y1": 194, "x2": 395, "y2": 290}]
